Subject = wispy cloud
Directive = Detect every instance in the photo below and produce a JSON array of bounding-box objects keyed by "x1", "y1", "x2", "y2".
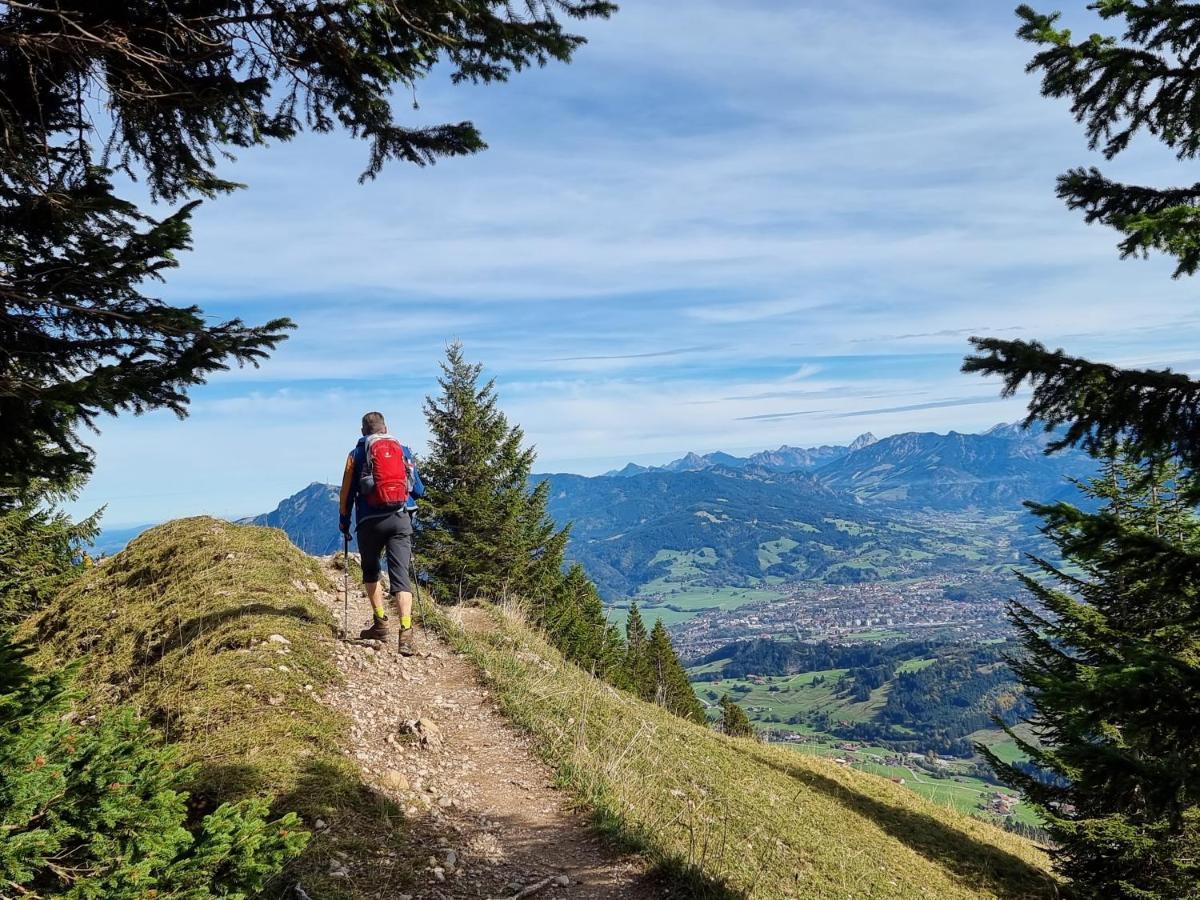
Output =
[
  {"x1": 545, "y1": 345, "x2": 715, "y2": 362},
  {"x1": 830, "y1": 396, "x2": 1010, "y2": 419},
  {"x1": 851, "y1": 326, "x2": 1025, "y2": 343},
  {"x1": 735, "y1": 410, "x2": 823, "y2": 422}
]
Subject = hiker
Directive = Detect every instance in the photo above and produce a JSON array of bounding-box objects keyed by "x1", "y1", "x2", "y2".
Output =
[{"x1": 338, "y1": 411, "x2": 425, "y2": 654}]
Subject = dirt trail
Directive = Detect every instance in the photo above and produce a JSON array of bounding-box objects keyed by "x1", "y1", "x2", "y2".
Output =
[{"x1": 313, "y1": 556, "x2": 659, "y2": 900}]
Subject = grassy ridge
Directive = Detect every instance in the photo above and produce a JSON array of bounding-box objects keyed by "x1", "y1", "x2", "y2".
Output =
[
  {"x1": 21, "y1": 517, "x2": 401, "y2": 899},
  {"x1": 436, "y1": 603, "x2": 1057, "y2": 900}
]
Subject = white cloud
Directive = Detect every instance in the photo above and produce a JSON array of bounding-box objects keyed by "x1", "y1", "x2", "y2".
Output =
[{"x1": 71, "y1": 0, "x2": 1199, "y2": 523}]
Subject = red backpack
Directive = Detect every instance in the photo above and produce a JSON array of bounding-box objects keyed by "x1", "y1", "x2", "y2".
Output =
[{"x1": 359, "y1": 434, "x2": 411, "y2": 507}]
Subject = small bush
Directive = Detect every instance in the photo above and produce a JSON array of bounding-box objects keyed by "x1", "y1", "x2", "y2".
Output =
[{"x1": 0, "y1": 632, "x2": 306, "y2": 897}]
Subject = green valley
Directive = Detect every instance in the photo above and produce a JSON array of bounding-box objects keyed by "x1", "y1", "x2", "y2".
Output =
[{"x1": 687, "y1": 637, "x2": 1041, "y2": 832}]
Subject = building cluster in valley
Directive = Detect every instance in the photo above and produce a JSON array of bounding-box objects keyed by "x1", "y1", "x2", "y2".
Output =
[{"x1": 666, "y1": 574, "x2": 1013, "y2": 657}]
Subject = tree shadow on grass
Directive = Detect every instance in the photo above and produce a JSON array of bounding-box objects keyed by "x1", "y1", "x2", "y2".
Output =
[
  {"x1": 134, "y1": 602, "x2": 322, "y2": 665},
  {"x1": 751, "y1": 752, "x2": 1059, "y2": 900},
  {"x1": 197, "y1": 758, "x2": 415, "y2": 899}
]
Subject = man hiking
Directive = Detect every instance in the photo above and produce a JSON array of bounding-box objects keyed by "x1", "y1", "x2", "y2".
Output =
[{"x1": 338, "y1": 411, "x2": 425, "y2": 654}]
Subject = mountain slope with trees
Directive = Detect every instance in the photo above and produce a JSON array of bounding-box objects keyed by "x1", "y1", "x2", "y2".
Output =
[
  {"x1": 814, "y1": 428, "x2": 1093, "y2": 508},
  {"x1": 240, "y1": 423, "x2": 1095, "y2": 600}
]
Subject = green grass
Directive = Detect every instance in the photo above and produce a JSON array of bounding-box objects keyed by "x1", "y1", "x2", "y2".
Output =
[
  {"x1": 971, "y1": 726, "x2": 1038, "y2": 767},
  {"x1": 22, "y1": 517, "x2": 409, "y2": 899},
  {"x1": 785, "y1": 742, "x2": 1040, "y2": 827},
  {"x1": 687, "y1": 658, "x2": 732, "y2": 677},
  {"x1": 845, "y1": 628, "x2": 908, "y2": 641},
  {"x1": 691, "y1": 671, "x2": 887, "y2": 728},
  {"x1": 693, "y1": 664, "x2": 1046, "y2": 830},
  {"x1": 436, "y1": 603, "x2": 1056, "y2": 899},
  {"x1": 611, "y1": 585, "x2": 789, "y2": 627},
  {"x1": 757, "y1": 537, "x2": 799, "y2": 568},
  {"x1": 638, "y1": 547, "x2": 720, "y2": 593}
]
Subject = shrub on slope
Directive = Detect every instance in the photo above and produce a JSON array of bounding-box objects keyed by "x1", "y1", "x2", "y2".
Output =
[
  {"x1": 436, "y1": 604, "x2": 1057, "y2": 900},
  {"x1": 20, "y1": 517, "x2": 397, "y2": 898},
  {"x1": 0, "y1": 634, "x2": 305, "y2": 897}
]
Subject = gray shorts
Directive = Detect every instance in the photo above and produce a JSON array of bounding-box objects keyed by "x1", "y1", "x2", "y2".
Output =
[{"x1": 356, "y1": 510, "x2": 412, "y2": 593}]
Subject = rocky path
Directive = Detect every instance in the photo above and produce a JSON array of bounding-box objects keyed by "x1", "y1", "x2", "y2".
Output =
[{"x1": 313, "y1": 556, "x2": 657, "y2": 900}]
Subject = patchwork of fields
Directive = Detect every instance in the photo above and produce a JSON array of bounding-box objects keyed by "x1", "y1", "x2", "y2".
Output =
[
  {"x1": 785, "y1": 740, "x2": 1040, "y2": 828},
  {"x1": 687, "y1": 649, "x2": 1041, "y2": 831}
]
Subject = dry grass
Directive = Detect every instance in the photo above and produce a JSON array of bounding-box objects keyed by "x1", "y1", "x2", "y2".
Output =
[
  {"x1": 23, "y1": 516, "x2": 1058, "y2": 899},
  {"x1": 436, "y1": 602, "x2": 1059, "y2": 900},
  {"x1": 21, "y1": 517, "x2": 404, "y2": 899}
]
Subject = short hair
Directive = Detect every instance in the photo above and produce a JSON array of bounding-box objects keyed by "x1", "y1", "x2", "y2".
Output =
[{"x1": 361, "y1": 411, "x2": 387, "y2": 434}]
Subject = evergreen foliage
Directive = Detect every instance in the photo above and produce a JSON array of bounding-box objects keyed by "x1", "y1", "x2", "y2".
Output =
[
  {"x1": 420, "y1": 344, "x2": 623, "y2": 681},
  {"x1": 0, "y1": 0, "x2": 613, "y2": 494},
  {"x1": 0, "y1": 481, "x2": 98, "y2": 623},
  {"x1": 623, "y1": 602, "x2": 654, "y2": 697},
  {"x1": 964, "y1": 3, "x2": 1200, "y2": 480},
  {"x1": 645, "y1": 620, "x2": 707, "y2": 724},
  {"x1": 1013, "y1": 3, "x2": 1200, "y2": 277},
  {"x1": 421, "y1": 342, "x2": 559, "y2": 600},
  {"x1": 980, "y1": 450, "x2": 1200, "y2": 899},
  {"x1": 963, "y1": 338, "x2": 1200, "y2": 476},
  {"x1": 966, "y1": 16, "x2": 1200, "y2": 890},
  {"x1": 621, "y1": 606, "x2": 702, "y2": 721},
  {"x1": 0, "y1": 633, "x2": 305, "y2": 897},
  {"x1": 719, "y1": 694, "x2": 755, "y2": 738},
  {"x1": 420, "y1": 345, "x2": 701, "y2": 715},
  {"x1": 537, "y1": 563, "x2": 625, "y2": 679}
]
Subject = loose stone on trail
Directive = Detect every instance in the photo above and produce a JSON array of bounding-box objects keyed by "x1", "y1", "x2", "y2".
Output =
[{"x1": 311, "y1": 554, "x2": 650, "y2": 899}]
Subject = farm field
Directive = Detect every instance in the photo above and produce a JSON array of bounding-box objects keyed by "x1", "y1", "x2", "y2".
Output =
[
  {"x1": 783, "y1": 739, "x2": 1041, "y2": 828},
  {"x1": 968, "y1": 725, "x2": 1037, "y2": 765},
  {"x1": 689, "y1": 644, "x2": 1043, "y2": 832},
  {"x1": 607, "y1": 583, "x2": 790, "y2": 628},
  {"x1": 692, "y1": 670, "x2": 886, "y2": 726}
]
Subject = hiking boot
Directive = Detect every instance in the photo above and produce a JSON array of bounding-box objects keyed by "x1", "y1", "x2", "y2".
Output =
[
  {"x1": 358, "y1": 615, "x2": 390, "y2": 641},
  {"x1": 398, "y1": 627, "x2": 416, "y2": 656}
]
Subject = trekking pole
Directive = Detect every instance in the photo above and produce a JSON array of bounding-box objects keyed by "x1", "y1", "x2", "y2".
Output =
[
  {"x1": 406, "y1": 508, "x2": 428, "y2": 653},
  {"x1": 342, "y1": 535, "x2": 350, "y2": 638}
]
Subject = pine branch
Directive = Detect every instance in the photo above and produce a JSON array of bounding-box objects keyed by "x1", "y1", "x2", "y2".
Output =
[{"x1": 963, "y1": 337, "x2": 1200, "y2": 471}]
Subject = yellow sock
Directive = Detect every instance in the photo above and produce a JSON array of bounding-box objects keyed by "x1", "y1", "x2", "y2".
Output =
[
  {"x1": 400, "y1": 615, "x2": 412, "y2": 629},
  {"x1": 372, "y1": 603, "x2": 386, "y2": 619}
]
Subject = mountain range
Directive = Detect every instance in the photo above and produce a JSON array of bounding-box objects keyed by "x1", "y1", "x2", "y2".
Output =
[
  {"x1": 606, "y1": 432, "x2": 878, "y2": 476},
  {"x1": 223, "y1": 423, "x2": 1096, "y2": 600}
]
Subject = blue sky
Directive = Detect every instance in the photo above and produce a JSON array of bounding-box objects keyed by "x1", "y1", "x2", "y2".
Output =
[{"x1": 73, "y1": 0, "x2": 1200, "y2": 526}]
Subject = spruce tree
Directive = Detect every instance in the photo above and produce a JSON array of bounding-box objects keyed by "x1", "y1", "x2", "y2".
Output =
[
  {"x1": 540, "y1": 564, "x2": 624, "y2": 677},
  {"x1": 422, "y1": 346, "x2": 705, "y2": 722},
  {"x1": 0, "y1": 633, "x2": 305, "y2": 896},
  {"x1": 623, "y1": 602, "x2": 654, "y2": 697},
  {"x1": 646, "y1": 620, "x2": 706, "y2": 724},
  {"x1": 421, "y1": 342, "x2": 557, "y2": 599},
  {"x1": 963, "y1": 4, "x2": 1200, "y2": 471},
  {"x1": 0, "y1": 0, "x2": 614, "y2": 493},
  {"x1": 964, "y1": 16, "x2": 1200, "y2": 890},
  {"x1": 0, "y1": 480, "x2": 98, "y2": 622},
  {"x1": 719, "y1": 694, "x2": 755, "y2": 738},
  {"x1": 980, "y1": 449, "x2": 1200, "y2": 899}
]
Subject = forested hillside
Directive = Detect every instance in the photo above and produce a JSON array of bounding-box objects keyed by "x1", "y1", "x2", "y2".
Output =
[
  {"x1": 241, "y1": 483, "x2": 342, "y2": 556},
  {"x1": 693, "y1": 638, "x2": 1030, "y2": 757},
  {"x1": 235, "y1": 425, "x2": 1092, "y2": 601}
]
